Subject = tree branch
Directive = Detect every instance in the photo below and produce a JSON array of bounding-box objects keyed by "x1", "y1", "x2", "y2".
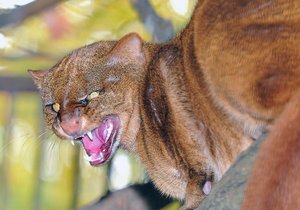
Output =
[
  {"x1": 0, "y1": 0, "x2": 65, "y2": 28},
  {"x1": 78, "y1": 182, "x2": 173, "y2": 210},
  {"x1": 130, "y1": 0, "x2": 175, "y2": 42}
]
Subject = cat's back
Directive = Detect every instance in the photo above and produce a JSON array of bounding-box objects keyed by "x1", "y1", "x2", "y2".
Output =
[
  {"x1": 191, "y1": 0, "x2": 300, "y2": 122},
  {"x1": 195, "y1": 0, "x2": 300, "y2": 27}
]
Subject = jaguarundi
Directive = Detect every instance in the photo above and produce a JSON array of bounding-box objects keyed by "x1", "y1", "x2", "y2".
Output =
[{"x1": 29, "y1": 0, "x2": 300, "y2": 209}]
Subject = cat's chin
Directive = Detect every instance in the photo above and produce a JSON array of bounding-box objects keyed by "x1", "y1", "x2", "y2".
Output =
[{"x1": 79, "y1": 115, "x2": 120, "y2": 166}]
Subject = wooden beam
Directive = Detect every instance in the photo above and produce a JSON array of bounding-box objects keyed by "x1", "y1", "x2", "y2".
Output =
[{"x1": 0, "y1": 76, "x2": 38, "y2": 92}]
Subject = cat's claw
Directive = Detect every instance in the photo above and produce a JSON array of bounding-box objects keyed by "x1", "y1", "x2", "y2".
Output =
[{"x1": 203, "y1": 181, "x2": 212, "y2": 195}]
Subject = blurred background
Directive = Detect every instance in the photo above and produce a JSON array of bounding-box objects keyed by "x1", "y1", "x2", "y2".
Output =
[{"x1": 0, "y1": 0, "x2": 196, "y2": 209}]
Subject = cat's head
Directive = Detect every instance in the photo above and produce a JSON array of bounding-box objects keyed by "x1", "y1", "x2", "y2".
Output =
[{"x1": 29, "y1": 33, "x2": 146, "y2": 165}]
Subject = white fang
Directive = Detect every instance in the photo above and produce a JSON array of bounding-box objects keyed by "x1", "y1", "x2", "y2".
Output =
[
  {"x1": 105, "y1": 122, "x2": 113, "y2": 142},
  {"x1": 87, "y1": 131, "x2": 93, "y2": 140}
]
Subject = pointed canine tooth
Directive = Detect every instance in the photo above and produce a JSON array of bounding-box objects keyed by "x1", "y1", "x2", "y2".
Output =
[
  {"x1": 105, "y1": 123, "x2": 113, "y2": 142},
  {"x1": 70, "y1": 140, "x2": 75, "y2": 146},
  {"x1": 100, "y1": 152, "x2": 104, "y2": 159},
  {"x1": 105, "y1": 135, "x2": 110, "y2": 143},
  {"x1": 87, "y1": 131, "x2": 93, "y2": 140}
]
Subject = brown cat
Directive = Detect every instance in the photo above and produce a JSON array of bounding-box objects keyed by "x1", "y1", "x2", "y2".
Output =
[{"x1": 29, "y1": 0, "x2": 300, "y2": 209}]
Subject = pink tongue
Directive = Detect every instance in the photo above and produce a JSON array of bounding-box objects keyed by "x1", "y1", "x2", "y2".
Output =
[{"x1": 81, "y1": 122, "x2": 108, "y2": 157}]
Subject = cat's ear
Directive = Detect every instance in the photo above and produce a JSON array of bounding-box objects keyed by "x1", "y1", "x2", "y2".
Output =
[
  {"x1": 106, "y1": 33, "x2": 145, "y2": 66},
  {"x1": 28, "y1": 69, "x2": 48, "y2": 89}
]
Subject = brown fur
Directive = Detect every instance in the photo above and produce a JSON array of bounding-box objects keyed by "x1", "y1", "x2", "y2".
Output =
[
  {"x1": 243, "y1": 89, "x2": 300, "y2": 210},
  {"x1": 29, "y1": 0, "x2": 300, "y2": 209}
]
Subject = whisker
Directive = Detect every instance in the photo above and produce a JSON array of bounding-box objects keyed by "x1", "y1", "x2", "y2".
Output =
[
  {"x1": 0, "y1": 140, "x2": 14, "y2": 154},
  {"x1": 56, "y1": 138, "x2": 64, "y2": 163},
  {"x1": 20, "y1": 130, "x2": 50, "y2": 151},
  {"x1": 49, "y1": 139, "x2": 57, "y2": 157},
  {"x1": 36, "y1": 130, "x2": 50, "y2": 141}
]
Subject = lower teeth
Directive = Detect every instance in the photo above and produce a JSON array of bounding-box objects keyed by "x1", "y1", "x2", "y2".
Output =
[{"x1": 83, "y1": 152, "x2": 105, "y2": 162}]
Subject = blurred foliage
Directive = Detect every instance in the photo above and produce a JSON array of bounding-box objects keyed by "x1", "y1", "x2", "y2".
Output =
[
  {"x1": 0, "y1": 0, "x2": 196, "y2": 210},
  {"x1": 0, "y1": 0, "x2": 196, "y2": 74}
]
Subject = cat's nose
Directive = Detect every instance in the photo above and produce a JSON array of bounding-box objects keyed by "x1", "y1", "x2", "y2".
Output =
[{"x1": 60, "y1": 116, "x2": 82, "y2": 138}]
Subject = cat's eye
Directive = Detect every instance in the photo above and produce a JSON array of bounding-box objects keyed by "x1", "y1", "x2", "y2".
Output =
[
  {"x1": 87, "y1": 91, "x2": 99, "y2": 100},
  {"x1": 86, "y1": 88, "x2": 105, "y2": 100},
  {"x1": 79, "y1": 88, "x2": 105, "y2": 106},
  {"x1": 52, "y1": 103, "x2": 60, "y2": 113}
]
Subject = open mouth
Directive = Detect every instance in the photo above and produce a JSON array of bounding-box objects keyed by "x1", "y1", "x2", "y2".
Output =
[{"x1": 80, "y1": 115, "x2": 120, "y2": 166}]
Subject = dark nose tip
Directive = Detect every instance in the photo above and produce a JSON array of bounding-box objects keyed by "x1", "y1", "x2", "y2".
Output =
[{"x1": 60, "y1": 116, "x2": 82, "y2": 137}]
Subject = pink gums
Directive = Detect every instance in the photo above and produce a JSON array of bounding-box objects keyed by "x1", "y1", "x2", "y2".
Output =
[{"x1": 81, "y1": 116, "x2": 120, "y2": 165}]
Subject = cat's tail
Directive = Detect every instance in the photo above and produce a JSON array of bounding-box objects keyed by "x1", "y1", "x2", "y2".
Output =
[{"x1": 243, "y1": 88, "x2": 300, "y2": 210}]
